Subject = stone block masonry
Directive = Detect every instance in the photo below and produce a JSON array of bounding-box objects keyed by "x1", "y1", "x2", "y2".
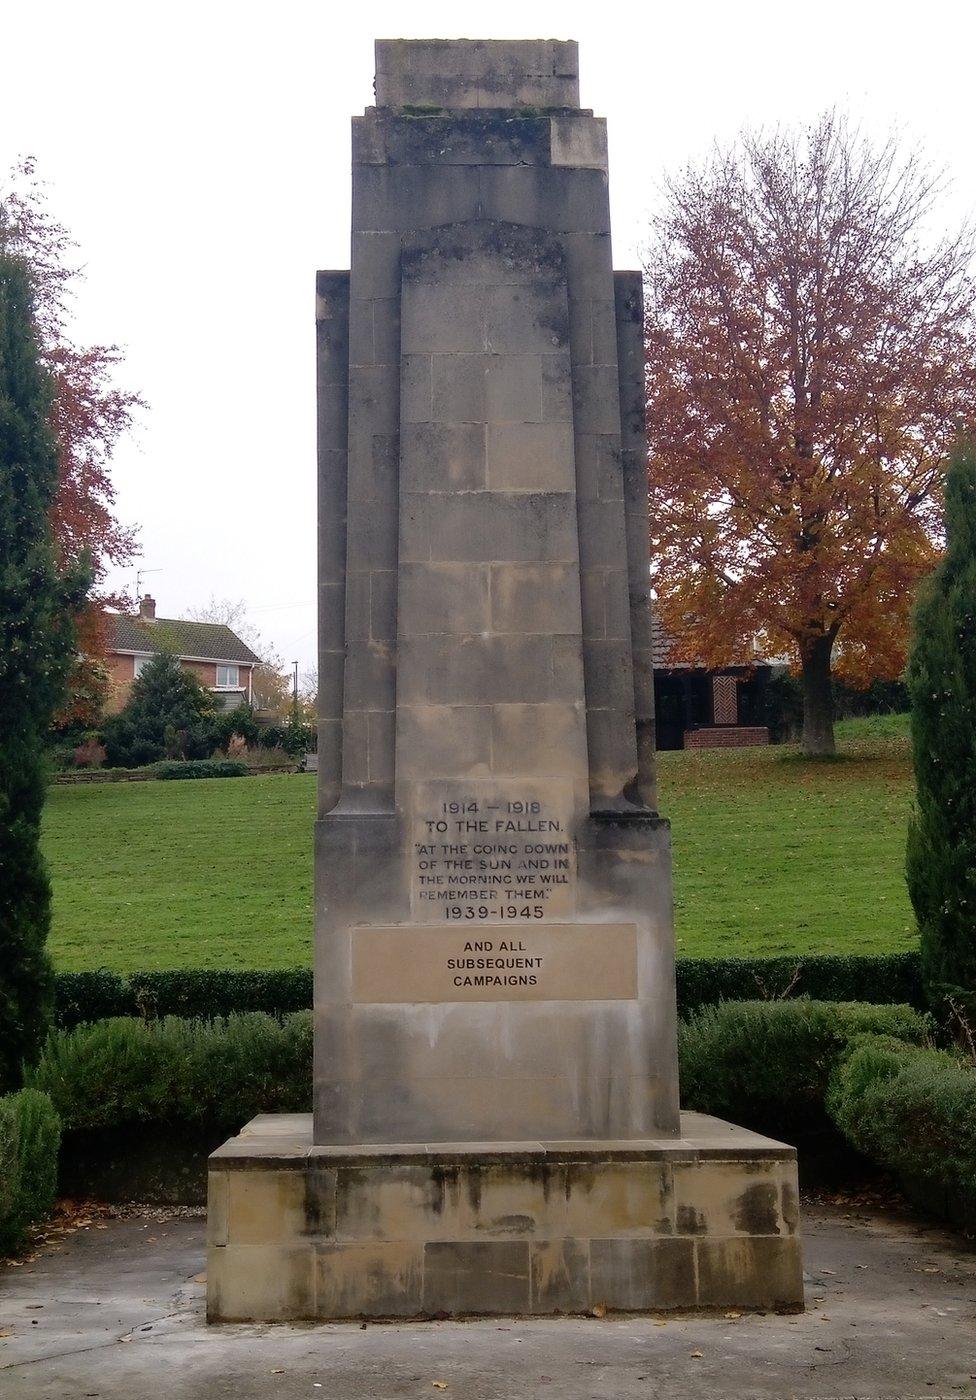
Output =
[
  {"x1": 207, "y1": 1114, "x2": 803, "y2": 1321},
  {"x1": 312, "y1": 36, "x2": 675, "y2": 1150},
  {"x1": 208, "y1": 37, "x2": 803, "y2": 1321}
]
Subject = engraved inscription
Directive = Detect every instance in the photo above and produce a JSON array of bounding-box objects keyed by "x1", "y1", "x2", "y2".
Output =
[
  {"x1": 410, "y1": 779, "x2": 576, "y2": 920},
  {"x1": 352, "y1": 924, "x2": 639, "y2": 1003}
]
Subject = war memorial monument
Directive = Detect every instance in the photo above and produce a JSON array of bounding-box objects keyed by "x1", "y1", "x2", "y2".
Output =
[{"x1": 206, "y1": 38, "x2": 803, "y2": 1321}]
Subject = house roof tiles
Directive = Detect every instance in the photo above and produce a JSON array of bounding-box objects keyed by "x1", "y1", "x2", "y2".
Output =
[{"x1": 107, "y1": 614, "x2": 261, "y2": 665}]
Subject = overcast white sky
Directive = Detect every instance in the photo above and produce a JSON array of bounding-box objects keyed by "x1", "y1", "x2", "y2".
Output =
[{"x1": 2, "y1": 0, "x2": 974, "y2": 672}]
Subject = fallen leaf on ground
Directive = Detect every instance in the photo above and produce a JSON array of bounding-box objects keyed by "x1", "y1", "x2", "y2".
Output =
[
  {"x1": 432, "y1": 1384, "x2": 448, "y2": 1391},
  {"x1": 590, "y1": 1303, "x2": 607, "y2": 1318},
  {"x1": 724, "y1": 1311, "x2": 741, "y2": 1320},
  {"x1": 690, "y1": 1350, "x2": 703, "y2": 1358},
  {"x1": 192, "y1": 1273, "x2": 206, "y2": 1284}
]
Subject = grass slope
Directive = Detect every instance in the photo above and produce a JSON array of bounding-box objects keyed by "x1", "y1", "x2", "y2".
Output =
[
  {"x1": 665, "y1": 714, "x2": 914, "y2": 959},
  {"x1": 41, "y1": 714, "x2": 916, "y2": 971}
]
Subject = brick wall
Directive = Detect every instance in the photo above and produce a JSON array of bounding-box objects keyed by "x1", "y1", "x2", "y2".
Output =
[
  {"x1": 684, "y1": 726, "x2": 770, "y2": 750},
  {"x1": 103, "y1": 654, "x2": 134, "y2": 714},
  {"x1": 102, "y1": 655, "x2": 252, "y2": 714},
  {"x1": 182, "y1": 659, "x2": 218, "y2": 687}
]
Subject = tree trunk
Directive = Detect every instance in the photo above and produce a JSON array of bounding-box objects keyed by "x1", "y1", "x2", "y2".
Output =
[{"x1": 799, "y1": 633, "x2": 836, "y2": 756}]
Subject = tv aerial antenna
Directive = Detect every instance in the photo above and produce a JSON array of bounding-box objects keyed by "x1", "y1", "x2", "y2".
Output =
[{"x1": 134, "y1": 568, "x2": 162, "y2": 599}]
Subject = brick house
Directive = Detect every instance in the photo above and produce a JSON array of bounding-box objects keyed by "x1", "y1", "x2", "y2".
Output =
[
  {"x1": 652, "y1": 612, "x2": 781, "y2": 750},
  {"x1": 103, "y1": 596, "x2": 262, "y2": 714}
]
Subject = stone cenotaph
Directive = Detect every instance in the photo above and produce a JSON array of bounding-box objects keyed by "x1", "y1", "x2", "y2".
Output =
[{"x1": 207, "y1": 39, "x2": 803, "y2": 1322}]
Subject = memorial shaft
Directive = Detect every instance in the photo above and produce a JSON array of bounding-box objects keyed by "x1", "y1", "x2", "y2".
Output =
[{"x1": 314, "y1": 38, "x2": 680, "y2": 1145}]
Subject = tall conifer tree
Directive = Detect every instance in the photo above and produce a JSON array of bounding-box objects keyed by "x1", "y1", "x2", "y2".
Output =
[
  {"x1": 906, "y1": 439, "x2": 976, "y2": 1016},
  {"x1": 0, "y1": 254, "x2": 86, "y2": 1089}
]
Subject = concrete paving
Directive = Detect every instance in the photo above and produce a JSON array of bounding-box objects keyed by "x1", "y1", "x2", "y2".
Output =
[{"x1": 1, "y1": 1196, "x2": 975, "y2": 1399}]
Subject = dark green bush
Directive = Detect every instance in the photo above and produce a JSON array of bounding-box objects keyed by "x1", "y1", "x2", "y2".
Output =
[
  {"x1": 679, "y1": 999, "x2": 932, "y2": 1135},
  {"x1": 102, "y1": 653, "x2": 218, "y2": 767},
  {"x1": 258, "y1": 723, "x2": 287, "y2": 751},
  {"x1": 827, "y1": 1035, "x2": 976, "y2": 1203},
  {"x1": 14, "y1": 1087, "x2": 60, "y2": 1231},
  {"x1": 54, "y1": 970, "x2": 130, "y2": 1024},
  {"x1": 675, "y1": 951, "x2": 923, "y2": 1016},
  {"x1": 153, "y1": 759, "x2": 248, "y2": 780},
  {"x1": 210, "y1": 703, "x2": 261, "y2": 751},
  {"x1": 0, "y1": 256, "x2": 89, "y2": 1092},
  {"x1": 282, "y1": 716, "x2": 314, "y2": 758},
  {"x1": 906, "y1": 439, "x2": 976, "y2": 1017},
  {"x1": 0, "y1": 1099, "x2": 16, "y2": 1242},
  {"x1": 0, "y1": 1088, "x2": 61, "y2": 1254},
  {"x1": 44, "y1": 743, "x2": 78, "y2": 773},
  {"x1": 28, "y1": 1012, "x2": 312, "y2": 1133},
  {"x1": 260, "y1": 714, "x2": 314, "y2": 758}
]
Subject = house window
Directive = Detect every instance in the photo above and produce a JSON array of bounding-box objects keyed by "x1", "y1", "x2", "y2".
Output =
[
  {"x1": 133, "y1": 655, "x2": 153, "y2": 677},
  {"x1": 215, "y1": 664, "x2": 241, "y2": 689}
]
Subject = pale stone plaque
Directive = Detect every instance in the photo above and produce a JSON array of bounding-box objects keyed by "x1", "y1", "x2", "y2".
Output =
[
  {"x1": 410, "y1": 778, "x2": 577, "y2": 921},
  {"x1": 351, "y1": 923, "x2": 638, "y2": 1003}
]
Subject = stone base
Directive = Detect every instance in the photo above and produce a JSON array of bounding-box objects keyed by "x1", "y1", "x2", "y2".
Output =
[{"x1": 206, "y1": 1113, "x2": 803, "y2": 1321}]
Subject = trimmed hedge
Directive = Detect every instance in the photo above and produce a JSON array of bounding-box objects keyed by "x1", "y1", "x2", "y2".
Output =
[
  {"x1": 680, "y1": 999, "x2": 932, "y2": 1141},
  {"x1": 53, "y1": 969, "x2": 314, "y2": 1027},
  {"x1": 675, "y1": 951, "x2": 923, "y2": 1016},
  {"x1": 28, "y1": 1012, "x2": 312, "y2": 1133},
  {"x1": 32, "y1": 1001, "x2": 925, "y2": 1146},
  {"x1": 51, "y1": 954, "x2": 923, "y2": 1030},
  {"x1": 21, "y1": 1001, "x2": 947, "y2": 1207},
  {"x1": 0, "y1": 1089, "x2": 61, "y2": 1254},
  {"x1": 827, "y1": 1034, "x2": 976, "y2": 1225},
  {"x1": 153, "y1": 759, "x2": 248, "y2": 780}
]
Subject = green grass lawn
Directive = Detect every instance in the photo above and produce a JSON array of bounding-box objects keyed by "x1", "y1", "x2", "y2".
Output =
[{"x1": 41, "y1": 713, "x2": 917, "y2": 971}]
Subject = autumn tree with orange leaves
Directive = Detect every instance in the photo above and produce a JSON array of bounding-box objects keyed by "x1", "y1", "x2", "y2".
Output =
[
  {"x1": 0, "y1": 159, "x2": 141, "y2": 724},
  {"x1": 644, "y1": 115, "x2": 976, "y2": 755}
]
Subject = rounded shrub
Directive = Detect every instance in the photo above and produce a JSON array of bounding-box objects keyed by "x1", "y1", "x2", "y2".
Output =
[
  {"x1": 153, "y1": 759, "x2": 248, "y2": 780},
  {"x1": 29, "y1": 1012, "x2": 312, "y2": 1134},
  {"x1": 0, "y1": 1088, "x2": 61, "y2": 1255},
  {"x1": 827, "y1": 1034, "x2": 976, "y2": 1199},
  {"x1": 679, "y1": 999, "x2": 932, "y2": 1133}
]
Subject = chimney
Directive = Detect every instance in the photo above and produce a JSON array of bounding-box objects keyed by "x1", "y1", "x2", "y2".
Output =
[{"x1": 139, "y1": 594, "x2": 156, "y2": 621}]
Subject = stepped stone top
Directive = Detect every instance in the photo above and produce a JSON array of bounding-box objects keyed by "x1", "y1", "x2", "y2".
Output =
[{"x1": 373, "y1": 38, "x2": 581, "y2": 111}]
